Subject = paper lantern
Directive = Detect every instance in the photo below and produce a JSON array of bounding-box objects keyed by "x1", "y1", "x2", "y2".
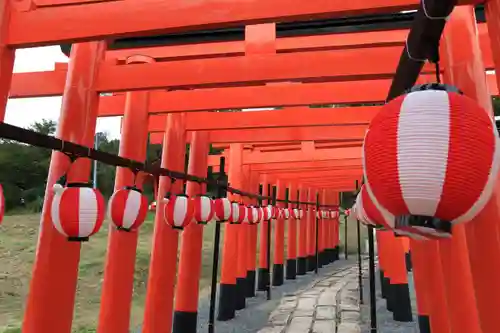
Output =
[
  {"x1": 237, "y1": 204, "x2": 247, "y2": 224},
  {"x1": 316, "y1": 210, "x2": 322, "y2": 219},
  {"x1": 228, "y1": 202, "x2": 241, "y2": 224},
  {"x1": 271, "y1": 206, "x2": 279, "y2": 219},
  {"x1": 354, "y1": 191, "x2": 372, "y2": 226},
  {"x1": 108, "y1": 186, "x2": 148, "y2": 231},
  {"x1": 292, "y1": 208, "x2": 300, "y2": 219},
  {"x1": 164, "y1": 194, "x2": 195, "y2": 230},
  {"x1": 262, "y1": 205, "x2": 273, "y2": 221},
  {"x1": 213, "y1": 197, "x2": 232, "y2": 222},
  {"x1": 299, "y1": 208, "x2": 304, "y2": 219},
  {"x1": 50, "y1": 183, "x2": 105, "y2": 241},
  {"x1": 148, "y1": 201, "x2": 157, "y2": 212},
  {"x1": 283, "y1": 208, "x2": 291, "y2": 220},
  {"x1": 363, "y1": 85, "x2": 500, "y2": 232},
  {"x1": 345, "y1": 209, "x2": 351, "y2": 217},
  {"x1": 242, "y1": 206, "x2": 252, "y2": 224},
  {"x1": 193, "y1": 195, "x2": 215, "y2": 224},
  {"x1": 248, "y1": 206, "x2": 261, "y2": 224},
  {"x1": 0, "y1": 184, "x2": 4, "y2": 225},
  {"x1": 258, "y1": 206, "x2": 266, "y2": 223}
]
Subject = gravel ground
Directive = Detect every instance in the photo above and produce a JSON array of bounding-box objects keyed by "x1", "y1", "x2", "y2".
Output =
[
  {"x1": 194, "y1": 258, "x2": 357, "y2": 333},
  {"x1": 360, "y1": 269, "x2": 419, "y2": 333}
]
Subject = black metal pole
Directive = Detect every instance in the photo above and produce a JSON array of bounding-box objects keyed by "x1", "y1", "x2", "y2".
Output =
[
  {"x1": 368, "y1": 226, "x2": 378, "y2": 333},
  {"x1": 344, "y1": 215, "x2": 348, "y2": 260},
  {"x1": 315, "y1": 192, "x2": 320, "y2": 274},
  {"x1": 357, "y1": 219, "x2": 364, "y2": 305},
  {"x1": 208, "y1": 157, "x2": 226, "y2": 333},
  {"x1": 267, "y1": 185, "x2": 275, "y2": 300}
]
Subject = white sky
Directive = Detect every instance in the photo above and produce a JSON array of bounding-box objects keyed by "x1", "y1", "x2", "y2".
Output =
[{"x1": 5, "y1": 46, "x2": 122, "y2": 139}]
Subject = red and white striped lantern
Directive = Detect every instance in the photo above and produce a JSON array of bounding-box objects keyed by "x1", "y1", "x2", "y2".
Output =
[
  {"x1": 283, "y1": 208, "x2": 291, "y2": 220},
  {"x1": 0, "y1": 184, "x2": 4, "y2": 225},
  {"x1": 316, "y1": 210, "x2": 322, "y2": 219},
  {"x1": 345, "y1": 209, "x2": 351, "y2": 217},
  {"x1": 149, "y1": 201, "x2": 157, "y2": 212},
  {"x1": 354, "y1": 191, "x2": 370, "y2": 226},
  {"x1": 108, "y1": 186, "x2": 148, "y2": 232},
  {"x1": 249, "y1": 206, "x2": 261, "y2": 224},
  {"x1": 237, "y1": 204, "x2": 247, "y2": 224},
  {"x1": 228, "y1": 202, "x2": 240, "y2": 224},
  {"x1": 50, "y1": 183, "x2": 105, "y2": 241},
  {"x1": 262, "y1": 205, "x2": 273, "y2": 221},
  {"x1": 213, "y1": 197, "x2": 232, "y2": 222},
  {"x1": 363, "y1": 86, "x2": 500, "y2": 230},
  {"x1": 292, "y1": 208, "x2": 300, "y2": 219},
  {"x1": 164, "y1": 195, "x2": 195, "y2": 230},
  {"x1": 193, "y1": 195, "x2": 215, "y2": 224}
]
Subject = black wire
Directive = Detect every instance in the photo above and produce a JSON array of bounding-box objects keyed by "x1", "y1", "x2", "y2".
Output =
[{"x1": 0, "y1": 122, "x2": 340, "y2": 208}]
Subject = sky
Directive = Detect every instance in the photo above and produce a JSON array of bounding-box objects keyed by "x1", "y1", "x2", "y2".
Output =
[{"x1": 5, "y1": 46, "x2": 122, "y2": 139}]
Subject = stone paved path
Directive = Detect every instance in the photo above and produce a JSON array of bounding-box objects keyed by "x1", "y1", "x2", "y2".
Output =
[{"x1": 257, "y1": 261, "x2": 368, "y2": 333}]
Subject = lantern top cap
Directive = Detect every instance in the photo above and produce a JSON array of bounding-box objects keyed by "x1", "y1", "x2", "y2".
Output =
[{"x1": 405, "y1": 83, "x2": 463, "y2": 95}]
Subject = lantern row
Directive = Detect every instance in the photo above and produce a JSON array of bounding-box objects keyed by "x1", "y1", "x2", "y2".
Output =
[
  {"x1": 48, "y1": 184, "x2": 341, "y2": 241},
  {"x1": 0, "y1": 122, "x2": 339, "y2": 209},
  {"x1": 354, "y1": 83, "x2": 500, "y2": 240}
]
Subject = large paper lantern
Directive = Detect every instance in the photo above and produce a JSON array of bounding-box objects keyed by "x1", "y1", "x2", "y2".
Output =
[
  {"x1": 364, "y1": 85, "x2": 500, "y2": 232},
  {"x1": 0, "y1": 184, "x2": 4, "y2": 225},
  {"x1": 164, "y1": 195, "x2": 195, "y2": 230},
  {"x1": 50, "y1": 183, "x2": 105, "y2": 241},
  {"x1": 108, "y1": 186, "x2": 148, "y2": 232},
  {"x1": 214, "y1": 197, "x2": 232, "y2": 222},
  {"x1": 193, "y1": 195, "x2": 215, "y2": 224}
]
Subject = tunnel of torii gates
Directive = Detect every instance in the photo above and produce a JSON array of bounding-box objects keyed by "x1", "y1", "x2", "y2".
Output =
[{"x1": 2, "y1": 1, "x2": 500, "y2": 333}]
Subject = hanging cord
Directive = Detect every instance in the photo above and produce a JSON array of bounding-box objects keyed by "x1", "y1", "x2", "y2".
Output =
[{"x1": 422, "y1": 0, "x2": 450, "y2": 21}]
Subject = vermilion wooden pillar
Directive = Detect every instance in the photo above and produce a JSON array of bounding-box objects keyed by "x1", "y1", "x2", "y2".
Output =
[
  {"x1": 286, "y1": 182, "x2": 298, "y2": 280},
  {"x1": 410, "y1": 240, "x2": 433, "y2": 333},
  {"x1": 272, "y1": 179, "x2": 286, "y2": 286},
  {"x1": 98, "y1": 56, "x2": 153, "y2": 333},
  {"x1": 486, "y1": 0, "x2": 500, "y2": 94},
  {"x1": 317, "y1": 189, "x2": 326, "y2": 268},
  {"x1": 0, "y1": 0, "x2": 14, "y2": 121},
  {"x1": 257, "y1": 175, "x2": 270, "y2": 290},
  {"x1": 142, "y1": 113, "x2": 187, "y2": 333},
  {"x1": 246, "y1": 170, "x2": 259, "y2": 297},
  {"x1": 22, "y1": 42, "x2": 106, "y2": 333},
  {"x1": 297, "y1": 185, "x2": 308, "y2": 275},
  {"x1": 218, "y1": 143, "x2": 243, "y2": 320},
  {"x1": 385, "y1": 233, "x2": 413, "y2": 322},
  {"x1": 172, "y1": 131, "x2": 210, "y2": 333},
  {"x1": 307, "y1": 187, "x2": 317, "y2": 271},
  {"x1": 235, "y1": 164, "x2": 250, "y2": 310},
  {"x1": 441, "y1": 6, "x2": 495, "y2": 333}
]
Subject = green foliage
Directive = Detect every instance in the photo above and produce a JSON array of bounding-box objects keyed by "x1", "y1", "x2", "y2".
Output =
[{"x1": 0, "y1": 120, "x2": 225, "y2": 212}]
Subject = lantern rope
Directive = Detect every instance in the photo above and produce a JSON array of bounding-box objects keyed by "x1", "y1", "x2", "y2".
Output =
[{"x1": 0, "y1": 122, "x2": 340, "y2": 209}]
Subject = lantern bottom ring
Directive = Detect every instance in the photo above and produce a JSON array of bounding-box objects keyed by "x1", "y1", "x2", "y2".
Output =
[
  {"x1": 396, "y1": 215, "x2": 452, "y2": 235},
  {"x1": 172, "y1": 226, "x2": 184, "y2": 230},
  {"x1": 67, "y1": 236, "x2": 89, "y2": 242},
  {"x1": 116, "y1": 226, "x2": 133, "y2": 232}
]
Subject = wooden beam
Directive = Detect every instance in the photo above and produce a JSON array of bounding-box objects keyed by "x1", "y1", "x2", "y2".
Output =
[
  {"x1": 104, "y1": 22, "x2": 490, "y2": 63},
  {"x1": 149, "y1": 125, "x2": 368, "y2": 144},
  {"x1": 11, "y1": 46, "x2": 440, "y2": 96},
  {"x1": 147, "y1": 107, "x2": 377, "y2": 132},
  {"x1": 7, "y1": 0, "x2": 420, "y2": 47}
]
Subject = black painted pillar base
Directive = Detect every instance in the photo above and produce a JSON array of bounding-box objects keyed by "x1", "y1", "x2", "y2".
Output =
[
  {"x1": 379, "y1": 270, "x2": 387, "y2": 299},
  {"x1": 272, "y1": 263, "x2": 284, "y2": 286},
  {"x1": 386, "y1": 281, "x2": 395, "y2": 312},
  {"x1": 405, "y1": 251, "x2": 413, "y2": 272},
  {"x1": 257, "y1": 267, "x2": 269, "y2": 291},
  {"x1": 173, "y1": 311, "x2": 197, "y2": 333},
  {"x1": 318, "y1": 252, "x2": 323, "y2": 268},
  {"x1": 235, "y1": 277, "x2": 247, "y2": 310},
  {"x1": 335, "y1": 246, "x2": 340, "y2": 260},
  {"x1": 321, "y1": 250, "x2": 329, "y2": 265},
  {"x1": 307, "y1": 255, "x2": 316, "y2": 271},
  {"x1": 286, "y1": 258, "x2": 297, "y2": 280},
  {"x1": 418, "y1": 315, "x2": 431, "y2": 333},
  {"x1": 330, "y1": 248, "x2": 336, "y2": 263},
  {"x1": 217, "y1": 283, "x2": 235, "y2": 321},
  {"x1": 297, "y1": 257, "x2": 307, "y2": 275},
  {"x1": 246, "y1": 270, "x2": 256, "y2": 297},
  {"x1": 392, "y1": 283, "x2": 413, "y2": 322}
]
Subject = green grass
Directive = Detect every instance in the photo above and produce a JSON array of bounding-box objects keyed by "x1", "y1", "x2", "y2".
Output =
[
  {"x1": 0, "y1": 214, "x2": 362, "y2": 333},
  {"x1": 0, "y1": 213, "x2": 224, "y2": 333}
]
